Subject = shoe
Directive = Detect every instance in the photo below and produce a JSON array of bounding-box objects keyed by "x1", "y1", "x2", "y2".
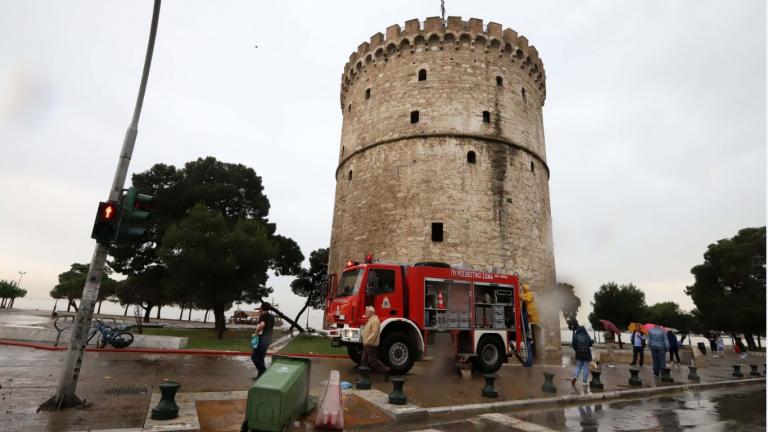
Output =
[
  {"x1": 630, "y1": 363, "x2": 636, "y2": 366},
  {"x1": 608, "y1": 364, "x2": 615, "y2": 368},
  {"x1": 571, "y1": 378, "x2": 576, "y2": 386},
  {"x1": 582, "y1": 381, "x2": 588, "y2": 385}
]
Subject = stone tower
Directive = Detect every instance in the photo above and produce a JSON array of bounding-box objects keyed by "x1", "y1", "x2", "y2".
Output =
[{"x1": 328, "y1": 17, "x2": 560, "y2": 362}]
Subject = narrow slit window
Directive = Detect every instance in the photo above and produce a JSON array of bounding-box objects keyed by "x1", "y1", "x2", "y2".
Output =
[
  {"x1": 467, "y1": 151, "x2": 476, "y2": 164},
  {"x1": 365, "y1": 88, "x2": 371, "y2": 99},
  {"x1": 341, "y1": 146, "x2": 345, "y2": 156},
  {"x1": 348, "y1": 104, "x2": 352, "y2": 113},
  {"x1": 496, "y1": 76, "x2": 503, "y2": 86},
  {"x1": 482, "y1": 111, "x2": 491, "y2": 123},
  {"x1": 410, "y1": 110, "x2": 420, "y2": 124},
  {"x1": 530, "y1": 161, "x2": 535, "y2": 173},
  {"x1": 431, "y1": 222, "x2": 444, "y2": 242},
  {"x1": 348, "y1": 170, "x2": 353, "y2": 180},
  {"x1": 418, "y1": 69, "x2": 427, "y2": 81},
  {"x1": 521, "y1": 87, "x2": 527, "y2": 104}
]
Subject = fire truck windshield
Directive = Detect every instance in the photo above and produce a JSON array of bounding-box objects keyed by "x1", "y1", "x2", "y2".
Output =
[{"x1": 335, "y1": 269, "x2": 362, "y2": 298}]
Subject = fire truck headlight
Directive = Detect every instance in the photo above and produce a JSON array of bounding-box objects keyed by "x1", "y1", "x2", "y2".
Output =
[{"x1": 342, "y1": 329, "x2": 359, "y2": 341}]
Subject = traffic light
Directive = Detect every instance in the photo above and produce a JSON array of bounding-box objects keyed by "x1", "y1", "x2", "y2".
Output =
[
  {"x1": 115, "y1": 187, "x2": 153, "y2": 244},
  {"x1": 91, "y1": 201, "x2": 120, "y2": 244}
]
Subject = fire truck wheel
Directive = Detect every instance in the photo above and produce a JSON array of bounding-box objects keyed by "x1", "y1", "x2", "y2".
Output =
[
  {"x1": 380, "y1": 333, "x2": 416, "y2": 374},
  {"x1": 346, "y1": 344, "x2": 363, "y2": 365},
  {"x1": 472, "y1": 336, "x2": 505, "y2": 373}
]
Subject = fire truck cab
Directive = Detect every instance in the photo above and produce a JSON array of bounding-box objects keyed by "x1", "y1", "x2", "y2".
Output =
[{"x1": 324, "y1": 258, "x2": 526, "y2": 374}]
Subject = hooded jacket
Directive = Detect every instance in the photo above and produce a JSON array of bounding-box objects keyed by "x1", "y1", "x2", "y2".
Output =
[
  {"x1": 648, "y1": 326, "x2": 669, "y2": 350},
  {"x1": 571, "y1": 326, "x2": 594, "y2": 361}
]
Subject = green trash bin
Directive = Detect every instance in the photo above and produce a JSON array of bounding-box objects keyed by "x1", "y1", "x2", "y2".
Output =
[{"x1": 242, "y1": 355, "x2": 312, "y2": 432}]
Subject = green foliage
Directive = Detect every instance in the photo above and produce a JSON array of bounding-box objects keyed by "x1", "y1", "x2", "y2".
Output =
[
  {"x1": 588, "y1": 282, "x2": 647, "y2": 330},
  {"x1": 291, "y1": 248, "x2": 330, "y2": 310},
  {"x1": 646, "y1": 301, "x2": 700, "y2": 335},
  {"x1": 556, "y1": 282, "x2": 581, "y2": 330},
  {"x1": 50, "y1": 263, "x2": 117, "y2": 302},
  {"x1": 0, "y1": 280, "x2": 26, "y2": 305},
  {"x1": 278, "y1": 335, "x2": 346, "y2": 355},
  {"x1": 158, "y1": 204, "x2": 287, "y2": 337},
  {"x1": 685, "y1": 226, "x2": 766, "y2": 335}
]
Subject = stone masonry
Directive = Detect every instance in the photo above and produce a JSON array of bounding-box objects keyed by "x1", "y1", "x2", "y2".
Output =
[{"x1": 328, "y1": 17, "x2": 560, "y2": 362}]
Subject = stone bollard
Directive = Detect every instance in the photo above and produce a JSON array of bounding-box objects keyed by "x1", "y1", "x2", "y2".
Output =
[
  {"x1": 388, "y1": 377, "x2": 407, "y2": 405},
  {"x1": 732, "y1": 365, "x2": 743, "y2": 378},
  {"x1": 660, "y1": 368, "x2": 674, "y2": 383},
  {"x1": 541, "y1": 372, "x2": 556, "y2": 393},
  {"x1": 749, "y1": 364, "x2": 760, "y2": 377},
  {"x1": 687, "y1": 366, "x2": 700, "y2": 382},
  {"x1": 151, "y1": 381, "x2": 181, "y2": 420},
  {"x1": 589, "y1": 370, "x2": 604, "y2": 390},
  {"x1": 356, "y1": 366, "x2": 371, "y2": 390},
  {"x1": 628, "y1": 368, "x2": 642, "y2": 386},
  {"x1": 481, "y1": 374, "x2": 498, "y2": 398}
]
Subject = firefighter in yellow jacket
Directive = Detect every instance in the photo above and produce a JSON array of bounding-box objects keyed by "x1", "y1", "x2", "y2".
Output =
[{"x1": 361, "y1": 306, "x2": 390, "y2": 375}]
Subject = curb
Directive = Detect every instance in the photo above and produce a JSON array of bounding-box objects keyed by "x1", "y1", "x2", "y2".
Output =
[
  {"x1": 356, "y1": 377, "x2": 766, "y2": 422},
  {"x1": 0, "y1": 339, "x2": 349, "y2": 359}
]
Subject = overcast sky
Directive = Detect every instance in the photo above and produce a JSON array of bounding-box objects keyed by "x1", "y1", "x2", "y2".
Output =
[{"x1": 1, "y1": 1, "x2": 765, "y2": 325}]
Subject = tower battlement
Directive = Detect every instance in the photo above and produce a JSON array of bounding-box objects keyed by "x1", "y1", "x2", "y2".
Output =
[{"x1": 340, "y1": 17, "x2": 546, "y2": 108}]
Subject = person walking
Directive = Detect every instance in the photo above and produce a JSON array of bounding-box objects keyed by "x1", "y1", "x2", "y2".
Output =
[
  {"x1": 571, "y1": 326, "x2": 594, "y2": 386},
  {"x1": 603, "y1": 330, "x2": 616, "y2": 368},
  {"x1": 716, "y1": 334, "x2": 725, "y2": 358},
  {"x1": 361, "y1": 306, "x2": 390, "y2": 376},
  {"x1": 735, "y1": 336, "x2": 748, "y2": 360},
  {"x1": 630, "y1": 329, "x2": 646, "y2": 366},
  {"x1": 708, "y1": 333, "x2": 718, "y2": 356},
  {"x1": 667, "y1": 330, "x2": 681, "y2": 365},
  {"x1": 251, "y1": 302, "x2": 275, "y2": 379},
  {"x1": 648, "y1": 325, "x2": 669, "y2": 377}
]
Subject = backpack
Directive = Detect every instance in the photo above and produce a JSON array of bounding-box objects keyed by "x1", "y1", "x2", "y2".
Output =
[{"x1": 574, "y1": 333, "x2": 592, "y2": 359}]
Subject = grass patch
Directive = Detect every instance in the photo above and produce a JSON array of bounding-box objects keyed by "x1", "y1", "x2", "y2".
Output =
[
  {"x1": 278, "y1": 335, "x2": 347, "y2": 356},
  {"x1": 141, "y1": 327, "x2": 286, "y2": 351}
]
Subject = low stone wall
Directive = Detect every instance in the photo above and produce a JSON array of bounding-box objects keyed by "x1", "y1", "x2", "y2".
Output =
[
  {"x1": 593, "y1": 346, "x2": 694, "y2": 365},
  {"x1": 0, "y1": 325, "x2": 188, "y2": 349}
]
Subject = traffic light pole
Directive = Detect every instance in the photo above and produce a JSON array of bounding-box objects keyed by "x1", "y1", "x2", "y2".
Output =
[{"x1": 42, "y1": 0, "x2": 162, "y2": 410}]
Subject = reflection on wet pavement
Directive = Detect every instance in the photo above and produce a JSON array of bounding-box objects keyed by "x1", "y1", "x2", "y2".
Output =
[{"x1": 514, "y1": 383, "x2": 765, "y2": 431}]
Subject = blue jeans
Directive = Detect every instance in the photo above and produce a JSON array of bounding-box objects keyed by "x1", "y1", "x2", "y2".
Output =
[
  {"x1": 573, "y1": 359, "x2": 589, "y2": 383},
  {"x1": 251, "y1": 338, "x2": 271, "y2": 378},
  {"x1": 651, "y1": 347, "x2": 666, "y2": 376}
]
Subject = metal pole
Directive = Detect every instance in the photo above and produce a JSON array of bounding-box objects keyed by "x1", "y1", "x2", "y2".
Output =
[
  {"x1": 16, "y1": 271, "x2": 26, "y2": 288},
  {"x1": 42, "y1": 0, "x2": 161, "y2": 410}
]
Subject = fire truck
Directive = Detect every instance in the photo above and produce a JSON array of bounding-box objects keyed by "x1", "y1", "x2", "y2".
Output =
[{"x1": 323, "y1": 256, "x2": 528, "y2": 374}]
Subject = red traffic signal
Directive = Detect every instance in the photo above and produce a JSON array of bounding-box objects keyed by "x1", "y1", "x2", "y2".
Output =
[
  {"x1": 91, "y1": 201, "x2": 120, "y2": 244},
  {"x1": 102, "y1": 202, "x2": 117, "y2": 220}
]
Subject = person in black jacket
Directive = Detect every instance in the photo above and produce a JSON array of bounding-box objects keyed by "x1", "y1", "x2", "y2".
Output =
[
  {"x1": 571, "y1": 326, "x2": 594, "y2": 386},
  {"x1": 667, "y1": 330, "x2": 681, "y2": 365}
]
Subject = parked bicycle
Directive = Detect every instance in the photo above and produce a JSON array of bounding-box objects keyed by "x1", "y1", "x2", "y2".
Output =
[{"x1": 88, "y1": 319, "x2": 134, "y2": 349}]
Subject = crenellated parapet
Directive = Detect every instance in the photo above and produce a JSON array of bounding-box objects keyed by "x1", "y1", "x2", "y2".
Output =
[{"x1": 340, "y1": 16, "x2": 546, "y2": 108}]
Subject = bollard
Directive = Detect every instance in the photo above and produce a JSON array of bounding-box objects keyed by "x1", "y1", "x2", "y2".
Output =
[
  {"x1": 660, "y1": 368, "x2": 674, "y2": 383},
  {"x1": 589, "y1": 370, "x2": 604, "y2": 390},
  {"x1": 687, "y1": 366, "x2": 700, "y2": 382},
  {"x1": 749, "y1": 364, "x2": 760, "y2": 377},
  {"x1": 732, "y1": 365, "x2": 743, "y2": 378},
  {"x1": 628, "y1": 368, "x2": 642, "y2": 386},
  {"x1": 356, "y1": 366, "x2": 371, "y2": 390},
  {"x1": 151, "y1": 381, "x2": 180, "y2": 420},
  {"x1": 388, "y1": 377, "x2": 407, "y2": 405},
  {"x1": 481, "y1": 374, "x2": 498, "y2": 398},
  {"x1": 541, "y1": 372, "x2": 556, "y2": 393}
]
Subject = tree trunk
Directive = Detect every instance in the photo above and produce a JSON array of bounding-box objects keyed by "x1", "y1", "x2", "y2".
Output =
[
  {"x1": 97, "y1": 300, "x2": 103, "y2": 314},
  {"x1": 213, "y1": 305, "x2": 226, "y2": 339},
  {"x1": 744, "y1": 332, "x2": 757, "y2": 351},
  {"x1": 124, "y1": 304, "x2": 129, "y2": 316},
  {"x1": 179, "y1": 306, "x2": 184, "y2": 320},
  {"x1": 204, "y1": 309, "x2": 210, "y2": 323},
  {"x1": 270, "y1": 304, "x2": 304, "y2": 333},
  {"x1": 0, "y1": 298, "x2": 5, "y2": 308},
  {"x1": 156, "y1": 305, "x2": 162, "y2": 320},
  {"x1": 66, "y1": 300, "x2": 71, "y2": 312},
  {"x1": 288, "y1": 299, "x2": 310, "y2": 333},
  {"x1": 187, "y1": 308, "x2": 192, "y2": 321},
  {"x1": 143, "y1": 304, "x2": 153, "y2": 323},
  {"x1": 617, "y1": 333, "x2": 624, "y2": 350},
  {"x1": 9, "y1": 297, "x2": 15, "y2": 309},
  {"x1": 758, "y1": 334, "x2": 762, "y2": 349}
]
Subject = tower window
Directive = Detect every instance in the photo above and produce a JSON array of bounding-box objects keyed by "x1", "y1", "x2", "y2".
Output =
[
  {"x1": 341, "y1": 146, "x2": 345, "y2": 156},
  {"x1": 482, "y1": 111, "x2": 491, "y2": 123},
  {"x1": 418, "y1": 69, "x2": 427, "y2": 81},
  {"x1": 365, "y1": 88, "x2": 371, "y2": 99},
  {"x1": 496, "y1": 76, "x2": 503, "y2": 86},
  {"x1": 410, "y1": 110, "x2": 420, "y2": 124},
  {"x1": 431, "y1": 222, "x2": 443, "y2": 242},
  {"x1": 467, "y1": 151, "x2": 476, "y2": 164},
  {"x1": 521, "y1": 87, "x2": 527, "y2": 104},
  {"x1": 348, "y1": 170, "x2": 353, "y2": 180},
  {"x1": 530, "y1": 161, "x2": 535, "y2": 173},
  {"x1": 348, "y1": 104, "x2": 352, "y2": 112}
]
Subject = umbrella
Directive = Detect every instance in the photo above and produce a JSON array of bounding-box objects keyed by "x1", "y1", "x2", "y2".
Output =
[
  {"x1": 628, "y1": 322, "x2": 647, "y2": 334},
  {"x1": 598, "y1": 319, "x2": 621, "y2": 334},
  {"x1": 642, "y1": 323, "x2": 665, "y2": 333}
]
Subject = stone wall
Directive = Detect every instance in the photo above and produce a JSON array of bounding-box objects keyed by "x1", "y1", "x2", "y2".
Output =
[{"x1": 328, "y1": 17, "x2": 560, "y2": 362}]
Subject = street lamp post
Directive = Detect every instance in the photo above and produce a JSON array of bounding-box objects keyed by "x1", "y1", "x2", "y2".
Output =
[
  {"x1": 41, "y1": 0, "x2": 162, "y2": 410},
  {"x1": 16, "y1": 271, "x2": 26, "y2": 288}
]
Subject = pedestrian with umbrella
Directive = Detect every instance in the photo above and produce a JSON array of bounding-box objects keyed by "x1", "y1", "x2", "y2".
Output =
[
  {"x1": 647, "y1": 324, "x2": 669, "y2": 377},
  {"x1": 599, "y1": 319, "x2": 621, "y2": 368},
  {"x1": 629, "y1": 322, "x2": 647, "y2": 366}
]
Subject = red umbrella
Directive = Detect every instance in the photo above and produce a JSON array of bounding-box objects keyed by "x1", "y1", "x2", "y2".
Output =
[
  {"x1": 642, "y1": 323, "x2": 664, "y2": 333},
  {"x1": 599, "y1": 319, "x2": 621, "y2": 334}
]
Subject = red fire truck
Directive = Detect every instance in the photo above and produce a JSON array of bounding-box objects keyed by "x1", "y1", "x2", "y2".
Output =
[{"x1": 323, "y1": 256, "x2": 526, "y2": 374}]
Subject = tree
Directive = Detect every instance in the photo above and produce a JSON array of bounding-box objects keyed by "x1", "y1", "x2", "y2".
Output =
[
  {"x1": 685, "y1": 227, "x2": 766, "y2": 349},
  {"x1": 588, "y1": 282, "x2": 647, "y2": 341},
  {"x1": 110, "y1": 157, "x2": 303, "y2": 316},
  {"x1": 115, "y1": 266, "x2": 168, "y2": 322},
  {"x1": 0, "y1": 280, "x2": 26, "y2": 309},
  {"x1": 50, "y1": 263, "x2": 117, "y2": 312},
  {"x1": 158, "y1": 204, "x2": 292, "y2": 338},
  {"x1": 289, "y1": 247, "x2": 329, "y2": 332},
  {"x1": 556, "y1": 282, "x2": 581, "y2": 331},
  {"x1": 646, "y1": 301, "x2": 700, "y2": 345}
]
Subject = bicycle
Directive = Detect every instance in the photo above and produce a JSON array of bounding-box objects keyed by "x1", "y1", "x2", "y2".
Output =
[{"x1": 88, "y1": 319, "x2": 134, "y2": 349}]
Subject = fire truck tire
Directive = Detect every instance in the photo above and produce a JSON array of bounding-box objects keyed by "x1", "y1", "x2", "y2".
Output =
[
  {"x1": 346, "y1": 344, "x2": 363, "y2": 365},
  {"x1": 380, "y1": 333, "x2": 416, "y2": 374},
  {"x1": 471, "y1": 336, "x2": 505, "y2": 373}
]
